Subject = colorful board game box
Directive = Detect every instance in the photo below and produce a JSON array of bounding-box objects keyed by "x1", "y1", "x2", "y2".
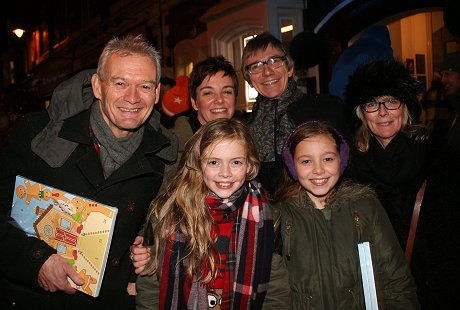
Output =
[{"x1": 10, "y1": 175, "x2": 118, "y2": 297}]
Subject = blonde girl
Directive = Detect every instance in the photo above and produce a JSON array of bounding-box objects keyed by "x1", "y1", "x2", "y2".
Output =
[{"x1": 140, "y1": 118, "x2": 274, "y2": 309}]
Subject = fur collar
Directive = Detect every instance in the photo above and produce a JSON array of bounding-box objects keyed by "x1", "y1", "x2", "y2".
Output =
[{"x1": 288, "y1": 180, "x2": 377, "y2": 211}]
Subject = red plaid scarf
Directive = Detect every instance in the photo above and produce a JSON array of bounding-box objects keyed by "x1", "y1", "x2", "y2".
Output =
[{"x1": 158, "y1": 180, "x2": 274, "y2": 309}]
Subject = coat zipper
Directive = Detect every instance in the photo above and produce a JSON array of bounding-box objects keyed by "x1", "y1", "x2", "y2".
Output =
[
  {"x1": 353, "y1": 210, "x2": 362, "y2": 243},
  {"x1": 285, "y1": 218, "x2": 292, "y2": 261}
]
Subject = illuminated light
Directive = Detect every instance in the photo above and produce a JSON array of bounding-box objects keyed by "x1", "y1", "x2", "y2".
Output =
[
  {"x1": 13, "y1": 28, "x2": 25, "y2": 38},
  {"x1": 281, "y1": 25, "x2": 293, "y2": 33}
]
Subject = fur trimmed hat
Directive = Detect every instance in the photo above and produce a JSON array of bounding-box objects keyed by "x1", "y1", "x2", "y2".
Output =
[
  {"x1": 345, "y1": 59, "x2": 420, "y2": 120},
  {"x1": 161, "y1": 75, "x2": 191, "y2": 117}
]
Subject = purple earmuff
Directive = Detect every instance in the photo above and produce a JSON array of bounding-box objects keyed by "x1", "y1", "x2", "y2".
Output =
[{"x1": 281, "y1": 121, "x2": 350, "y2": 181}]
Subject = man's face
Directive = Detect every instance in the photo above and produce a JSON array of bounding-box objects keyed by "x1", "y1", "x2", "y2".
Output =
[
  {"x1": 92, "y1": 53, "x2": 160, "y2": 139},
  {"x1": 244, "y1": 45, "x2": 293, "y2": 99},
  {"x1": 441, "y1": 70, "x2": 460, "y2": 96}
]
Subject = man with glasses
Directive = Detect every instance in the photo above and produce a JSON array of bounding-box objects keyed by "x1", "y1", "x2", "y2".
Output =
[
  {"x1": 439, "y1": 52, "x2": 460, "y2": 154},
  {"x1": 241, "y1": 32, "x2": 350, "y2": 197}
]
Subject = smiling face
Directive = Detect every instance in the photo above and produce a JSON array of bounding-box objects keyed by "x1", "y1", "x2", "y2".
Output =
[
  {"x1": 202, "y1": 138, "x2": 249, "y2": 199},
  {"x1": 294, "y1": 134, "x2": 341, "y2": 209},
  {"x1": 191, "y1": 71, "x2": 236, "y2": 125},
  {"x1": 92, "y1": 53, "x2": 160, "y2": 139},
  {"x1": 244, "y1": 45, "x2": 294, "y2": 99},
  {"x1": 362, "y1": 95, "x2": 405, "y2": 148}
]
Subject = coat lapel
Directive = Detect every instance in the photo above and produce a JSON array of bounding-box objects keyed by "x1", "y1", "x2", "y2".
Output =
[
  {"x1": 103, "y1": 125, "x2": 169, "y2": 186},
  {"x1": 58, "y1": 108, "x2": 174, "y2": 190}
]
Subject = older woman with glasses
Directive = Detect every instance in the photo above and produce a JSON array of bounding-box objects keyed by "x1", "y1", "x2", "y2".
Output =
[
  {"x1": 345, "y1": 59, "x2": 460, "y2": 308},
  {"x1": 241, "y1": 32, "x2": 350, "y2": 198}
]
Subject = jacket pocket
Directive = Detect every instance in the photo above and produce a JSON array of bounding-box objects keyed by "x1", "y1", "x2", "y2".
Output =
[
  {"x1": 291, "y1": 291, "x2": 312, "y2": 310},
  {"x1": 335, "y1": 287, "x2": 361, "y2": 309}
]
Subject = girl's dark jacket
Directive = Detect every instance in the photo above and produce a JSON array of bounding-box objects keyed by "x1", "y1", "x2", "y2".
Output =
[
  {"x1": 263, "y1": 181, "x2": 419, "y2": 310},
  {"x1": 0, "y1": 70, "x2": 178, "y2": 310}
]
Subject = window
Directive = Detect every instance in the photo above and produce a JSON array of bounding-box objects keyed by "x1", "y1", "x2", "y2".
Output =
[
  {"x1": 60, "y1": 218, "x2": 71, "y2": 230},
  {"x1": 56, "y1": 244, "x2": 67, "y2": 254},
  {"x1": 43, "y1": 224, "x2": 53, "y2": 237},
  {"x1": 185, "y1": 62, "x2": 194, "y2": 76},
  {"x1": 280, "y1": 18, "x2": 294, "y2": 48},
  {"x1": 243, "y1": 35, "x2": 259, "y2": 108}
]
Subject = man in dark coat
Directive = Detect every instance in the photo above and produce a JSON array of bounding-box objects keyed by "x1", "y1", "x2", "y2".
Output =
[
  {"x1": 0, "y1": 35, "x2": 177, "y2": 310},
  {"x1": 439, "y1": 52, "x2": 460, "y2": 154}
]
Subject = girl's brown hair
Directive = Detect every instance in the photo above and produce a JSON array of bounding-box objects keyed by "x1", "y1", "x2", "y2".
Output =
[{"x1": 275, "y1": 121, "x2": 346, "y2": 203}]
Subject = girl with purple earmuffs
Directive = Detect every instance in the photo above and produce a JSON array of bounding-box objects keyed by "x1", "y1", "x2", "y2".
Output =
[{"x1": 262, "y1": 121, "x2": 419, "y2": 310}]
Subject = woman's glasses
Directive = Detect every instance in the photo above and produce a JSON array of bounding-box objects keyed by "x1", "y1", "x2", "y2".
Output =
[
  {"x1": 362, "y1": 97, "x2": 402, "y2": 113},
  {"x1": 245, "y1": 56, "x2": 286, "y2": 75}
]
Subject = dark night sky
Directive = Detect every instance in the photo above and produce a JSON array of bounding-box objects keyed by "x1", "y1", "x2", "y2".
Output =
[{"x1": 2, "y1": 0, "x2": 42, "y2": 52}]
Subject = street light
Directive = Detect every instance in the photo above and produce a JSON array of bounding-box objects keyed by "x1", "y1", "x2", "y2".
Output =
[{"x1": 12, "y1": 28, "x2": 25, "y2": 38}]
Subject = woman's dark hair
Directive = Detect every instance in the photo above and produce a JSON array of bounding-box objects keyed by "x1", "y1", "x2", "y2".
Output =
[
  {"x1": 275, "y1": 121, "x2": 349, "y2": 203},
  {"x1": 188, "y1": 56, "x2": 238, "y2": 100}
]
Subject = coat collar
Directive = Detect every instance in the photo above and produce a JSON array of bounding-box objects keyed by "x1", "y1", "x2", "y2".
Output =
[
  {"x1": 59, "y1": 108, "x2": 92, "y2": 144},
  {"x1": 32, "y1": 67, "x2": 177, "y2": 167},
  {"x1": 57, "y1": 108, "x2": 177, "y2": 189},
  {"x1": 284, "y1": 180, "x2": 376, "y2": 212},
  {"x1": 59, "y1": 107, "x2": 176, "y2": 157}
]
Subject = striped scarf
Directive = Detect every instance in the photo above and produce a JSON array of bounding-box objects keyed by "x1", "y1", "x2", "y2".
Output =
[
  {"x1": 248, "y1": 78, "x2": 300, "y2": 162},
  {"x1": 159, "y1": 180, "x2": 274, "y2": 309}
]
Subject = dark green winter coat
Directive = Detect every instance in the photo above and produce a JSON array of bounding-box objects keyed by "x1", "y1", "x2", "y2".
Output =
[{"x1": 263, "y1": 181, "x2": 419, "y2": 310}]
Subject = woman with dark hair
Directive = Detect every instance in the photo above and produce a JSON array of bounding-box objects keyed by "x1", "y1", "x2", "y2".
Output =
[
  {"x1": 171, "y1": 55, "x2": 239, "y2": 159},
  {"x1": 345, "y1": 59, "x2": 460, "y2": 308},
  {"x1": 154, "y1": 55, "x2": 240, "y2": 192}
]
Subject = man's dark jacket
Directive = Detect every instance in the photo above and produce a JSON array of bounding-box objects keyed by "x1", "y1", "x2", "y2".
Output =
[{"x1": 0, "y1": 70, "x2": 177, "y2": 310}]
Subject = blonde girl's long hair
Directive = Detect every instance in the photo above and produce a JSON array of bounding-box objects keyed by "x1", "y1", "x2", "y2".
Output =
[{"x1": 144, "y1": 118, "x2": 260, "y2": 283}]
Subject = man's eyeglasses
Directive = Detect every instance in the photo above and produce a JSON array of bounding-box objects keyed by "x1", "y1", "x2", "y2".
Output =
[
  {"x1": 245, "y1": 56, "x2": 287, "y2": 75},
  {"x1": 362, "y1": 97, "x2": 402, "y2": 113}
]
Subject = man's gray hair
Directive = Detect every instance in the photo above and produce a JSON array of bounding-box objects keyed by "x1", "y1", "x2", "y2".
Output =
[{"x1": 97, "y1": 34, "x2": 161, "y2": 82}]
